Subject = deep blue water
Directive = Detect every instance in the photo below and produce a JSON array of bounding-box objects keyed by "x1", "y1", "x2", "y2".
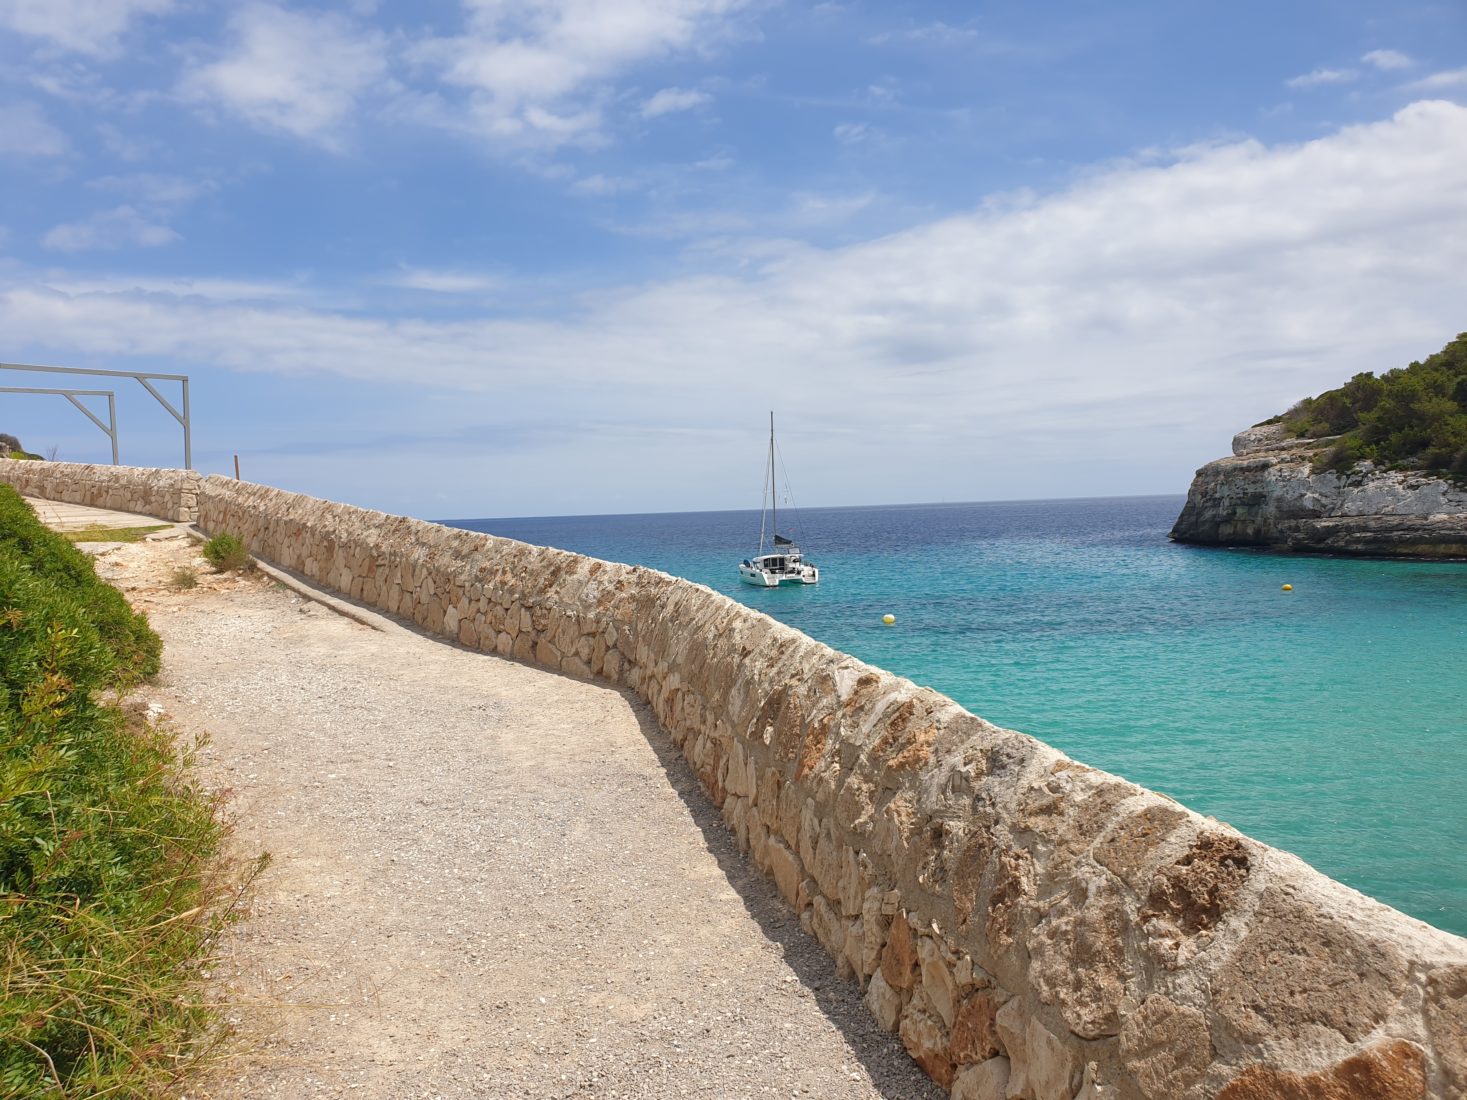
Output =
[{"x1": 444, "y1": 496, "x2": 1467, "y2": 937}]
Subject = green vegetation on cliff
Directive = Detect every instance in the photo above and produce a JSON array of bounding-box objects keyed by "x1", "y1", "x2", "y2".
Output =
[
  {"x1": 1273, "y1": 332, "x2": 1467, "y2": 476},
  {"x1": 0, "y1": 485, "x2": 236, "y2": 1095}
]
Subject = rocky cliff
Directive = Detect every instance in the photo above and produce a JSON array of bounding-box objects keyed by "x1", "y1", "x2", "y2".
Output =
[{"x1": 1170, "y1": 423, "x2": 1467, "y2": 557}]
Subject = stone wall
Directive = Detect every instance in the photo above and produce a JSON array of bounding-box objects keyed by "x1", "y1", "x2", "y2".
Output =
[
  {"x1": 21, "y1": 469, "x2": 1467, "y2": 1097},
  {"x1": 0, "y1": 459, "x2": 201, "y2": 522}
]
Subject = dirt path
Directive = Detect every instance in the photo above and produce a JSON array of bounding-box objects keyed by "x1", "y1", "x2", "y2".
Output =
[{"x1": 83, "y1": 530, "x2": 942, "y2": 1100}]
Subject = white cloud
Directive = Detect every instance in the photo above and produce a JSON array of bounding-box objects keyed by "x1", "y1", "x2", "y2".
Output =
[
  {"x1": 1286, "y1": 67, "x2": 1358, "y2": 89},
  {"x1": 89, "y1": 173, "x2": 216, "y2": 206},
  {"x1": 570, "y1": 173, "x2": 636, "y2": 195},
  {"x1": 0, "y1": 0, "x2": 172, "y2": 56},
  {"x1": 1405, "y1": 68, "x2": 1467, "y2": 91},
  {"x1": 41, "y1": 274, "x2": 307, "y2": 302},
  {"x1": 641, "y1": 87, "x2": 711, "y2": 118},
  {"x1": 833, "y1": 121, "x2": 872, "y2": 144},
  {"x1": 1362, "y1": 49, "x2": 1412, "y2": 71},
  {"x1": 42, "y1": 205, "x2": 180, "y2": 251},
  {"x1": 0, "y1": 101, "x2": 70, "y2": 157},
  {"x1": 409, "y1": 0, "x2": 748, "y2": 147},
  {"x1": 380, "y1": 267, "x2": 502, "y2": 293},
  {"x1": 5, "y1": 101, "x2": 1467, "y2": 509},
  {"x1": 179, "y1": 3, "x2": 389, "y2": 143}
]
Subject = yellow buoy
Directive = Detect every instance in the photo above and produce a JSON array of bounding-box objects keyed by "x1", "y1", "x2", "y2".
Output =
[
  {"x1": 1281, "y1": 583, "x2": 1293, "y2": 591},
  {"x1": 882, "y1": 613, "x2": 896, "y2": 625}
]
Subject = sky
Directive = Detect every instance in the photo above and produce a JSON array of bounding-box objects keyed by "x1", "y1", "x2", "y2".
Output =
[{"x1": 1, "y1": 1, "x2": 1465, "y2": 519}]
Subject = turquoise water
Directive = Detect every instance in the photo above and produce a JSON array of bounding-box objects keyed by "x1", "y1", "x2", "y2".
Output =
[{"x1": 446, "y1": 496, "x2": 1467, "y2": 937}]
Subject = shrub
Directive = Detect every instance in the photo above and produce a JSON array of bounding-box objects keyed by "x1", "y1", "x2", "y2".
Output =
[
  {"x1": 170, "y1": 566, "x2": 200, "y2": 590},
  {"x1": 1278, "y1": 333, "x2": 1467, "y2": 477},
  {"x1": 0, "y1": 520, "x2": 238, "y2": 1094},
  {"x1": 201, "y1": 533, "x2": 251, "y2": 573},
  {"x1": 0, "y1": 485, "x2": 160, "y2": 683}
]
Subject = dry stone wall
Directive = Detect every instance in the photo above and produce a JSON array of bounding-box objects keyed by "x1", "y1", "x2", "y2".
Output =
[
  {"x1": 20, "y1": 469, "x2": 1467, "y2": 1097},
  {"x1": 0, "y1": 459, "x2": 201, "y2": 522}
]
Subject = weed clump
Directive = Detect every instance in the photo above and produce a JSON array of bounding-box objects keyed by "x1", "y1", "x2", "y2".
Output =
[
  {"x1": 170, "y1": 566, "x2": 200, "y2": 590},
  {"x1": 201, "y1": 533, "x2": 252, "y2": 573},
  {"x1": 0, "y1": 485, "x2": 236, "y2": 1094}
]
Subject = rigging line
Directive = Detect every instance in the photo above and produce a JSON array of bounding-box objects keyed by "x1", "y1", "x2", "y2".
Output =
[
  {"x1": 773, "y1": 436, "x2": 808, "y2": 550},
  {"x1": 757, "y1": 426, "x2": 773, "y2": 554}
]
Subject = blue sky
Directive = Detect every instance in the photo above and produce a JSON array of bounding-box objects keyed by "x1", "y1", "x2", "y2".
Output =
[{"x1": 2, "y1": 0, "x2": 1465, "y2": 518}]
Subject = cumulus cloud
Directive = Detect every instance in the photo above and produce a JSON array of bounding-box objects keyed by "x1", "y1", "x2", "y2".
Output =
[
  {"x1": 1286, "y1": 67, "x2": 1357, "y2": 89},
  {"x1": 409, "y1": 0, "x2": 748, "y2": 147},
  {"x1": 641, "y1": 87, "x2": 711, "y2": 118},
  {"x1": 0, "y1": 0, "x2": 172, "y2": 56},
  {"x1": 179, "y1": 3, "x2": 389, "y2": 143},
  {"x1": 1362, "y1": 49, "x2": 1413, "y2": 71},
  {"x1": 42, "y1": 205, "x2": 180, "y2": 251},
  {"x1": 5, "y1": 101, "x2": 1467, "y2": 507},
  {"x1": 0, "y1": 101, "x2": 70, "y2": 157}
]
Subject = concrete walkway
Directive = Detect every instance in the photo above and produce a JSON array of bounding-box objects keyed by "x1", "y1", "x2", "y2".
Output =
[
  {"x1": 24, "y1": 495, "x2": 174, "y2": 532},
  {"x1": 46, "y1": 499, "x2": 942, "y2": 1100}
]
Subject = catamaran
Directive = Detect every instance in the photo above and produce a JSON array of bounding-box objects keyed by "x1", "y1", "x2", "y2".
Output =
[{"x1": 739, "y1": 413, "x2": 820, "y2": 587}]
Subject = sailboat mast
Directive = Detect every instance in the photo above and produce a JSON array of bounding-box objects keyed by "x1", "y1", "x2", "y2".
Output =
[{"x1": 769, "y1": 411, "x2": 776, "y2": 548}]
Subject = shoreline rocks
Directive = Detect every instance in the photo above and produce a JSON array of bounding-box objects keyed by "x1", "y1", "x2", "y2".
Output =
[{"x1": 1170, "y1": 427, "x2": 1467, "y2": 558}]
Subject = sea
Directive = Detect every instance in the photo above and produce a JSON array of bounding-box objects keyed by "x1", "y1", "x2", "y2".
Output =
[{"x1": 444, "y1": 496, "x2": 1467, "y2": 938}]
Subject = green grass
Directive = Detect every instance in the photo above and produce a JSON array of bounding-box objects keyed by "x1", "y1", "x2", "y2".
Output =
[
  {"x1": 0, "y1": 485, "x2": 248, "y2": 1096},
  {"x1": 62, "y1": 524, "x2": 173, "y2": 545}
]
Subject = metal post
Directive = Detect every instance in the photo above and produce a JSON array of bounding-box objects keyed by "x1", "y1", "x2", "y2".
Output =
[
  {"x1": 181, "y1": 376, "x2": 191, "y2": 470},
  {"x1": 107, "y1": 392, "x2": 118, "y2": 464}
]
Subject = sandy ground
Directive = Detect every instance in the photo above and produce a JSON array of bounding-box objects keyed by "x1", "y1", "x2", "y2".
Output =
[{"x1": 78, "y1": 527, "x2": 943, "y2": 1100}]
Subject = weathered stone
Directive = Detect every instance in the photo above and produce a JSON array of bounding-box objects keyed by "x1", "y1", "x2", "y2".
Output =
[
  {"x1": 1216, "y1": 1039, "x2": 1427, "y2": 1100},
  {"x1": 899, "y1": 989, "x2": 954, "y2": 1088},
  {"x1": 1094, "y1": 804, "x2": 1189, "y2": 892},
  {"x1": 1425, "y1": 964, "x2": 1467, "y2": 1096},
  {"x1": 997, "y1": 1000, "x2": 1081, "y2": 1100},
  {"x1": 1214, "y1": 891, "x2": 1408, "y2": 1045},
  {"x1": 865, "y1": 969, "x2": 902, "y2": 1032},
  {"x1": 951, "y1": 1056, "x2": 1009, "y2": 1100},
  {"x1": 810, "y1": 893, "x2": 847, "y2": 958},
  {"x1": 881, "y1": 911, "x2": 919, "y2": 991},
  {"x1": 767, "y1": 837, "x2": 802, "y2": 906},
  {"x1": 1118, "y1": 995, "x2": 1212, "y2": 1098},
  {"x1": 1141, "y1": 830, "x2": 1251, "y2": 937},
  {"x1": 1028, "y1": 876, "x2": 1131, "y2": 1039},
  {"x1": 984, "y1": 844, "x2": 1034, "y2": 971},
  {"x1": 918, "y1": 934, "x2": 958, "y2": 1028},
  {"x1": 949, "y1": 990, "x2": 1004, "y2": 1066}
]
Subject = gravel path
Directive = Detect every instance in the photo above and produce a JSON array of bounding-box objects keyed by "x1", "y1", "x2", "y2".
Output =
[{"x1": 88, "y1": 533, "x2": 943, "y2": 1100}]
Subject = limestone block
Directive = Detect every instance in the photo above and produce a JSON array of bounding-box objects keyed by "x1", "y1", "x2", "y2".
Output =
[
  {"x1": 950, "y1": 990, "x2": 1004, "y2": 1066},
  {"x1": 512, "y1": 633, "x2": 534, "y2": 661},
  {"x1": 458, "y1": 618, "x2": 478, "y2": 648},
  {"x1": 881, "y1": 911, "x2": 918, "y2": 991},
  {"x1": 918, "y1": 934, "x2": 958, "y2": 1029},
  {"x1": 861, "y1": 888, "x2": 890, "y2": 979},
  {"x1": 798, "y1": 797, "x2": 819, "y2": 868},
  {"x1": 1216, "y1": 1039, "x2": 1426, "y2": 1100},
  {"x1": 1424, "y1": 964, "x2": 1467, "y2": 1096},
  {"x1": 1027, "y1": 877, "x2": 1131, "y2": 1039},
  {"x1": 561, "y1": 655, "x2": 591, "y2": 678},
  {"x1": 838, "y1": 846, "x2": 867, "y2": 918},
  {"x1": 757, "y1": 768, "x2": 782, "y2": 829},
  {"x1": 844, "y1": 916, "x2": 866, "y2": 979},
  {"x1": 1008, "y1": 1014, "x2": 1080, "y2": 1100},
  {"x1": 811, "y1": 828, "x2": 844, "y2": 900},
  {"x1": 1117, "y1": 995, "x2": 1212, "y2": 1098},
  {"x1": 534, "y1": 639, "x2": 560, "y2": 667},
  {"x1": 865, "y1": 970, "x2": 903, "y2": 1032},
  {"x1": 951, "y1": 1057, "x2": 1010, "y2": 1100},
  {"x1": 811, "y1": 894, "x2": 847, "y2": 958},
  {"x1": 495, "y1": 631, "x2": 513, "y2": 657},
  {"x1": 899, "y1": 988, "x2": 954, "y2": 1088},
  {"x1": 767, "y1": 837, "x2": 802, "y2": 906},
  {"x1": 1213, "y1": 890, "x2": 1407, "y2": 1046}
]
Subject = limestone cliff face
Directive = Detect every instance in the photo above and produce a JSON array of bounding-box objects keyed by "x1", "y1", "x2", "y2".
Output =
[{"x1": 1170, "y1": 423, "x2": 1467, "y2": 557}]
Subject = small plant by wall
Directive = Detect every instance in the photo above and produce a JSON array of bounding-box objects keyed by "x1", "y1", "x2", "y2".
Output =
[{"x1": 201, "y1": 532, "x2": 251, "y2": 572}]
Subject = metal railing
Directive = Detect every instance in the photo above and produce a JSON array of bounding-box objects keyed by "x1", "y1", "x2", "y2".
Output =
[
  {"x1": 0, "y1": 362, "x2": 190, "y2": 468},
  {"x1": 0, "y1": 388, "x2": 118, "y2": 463}
]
